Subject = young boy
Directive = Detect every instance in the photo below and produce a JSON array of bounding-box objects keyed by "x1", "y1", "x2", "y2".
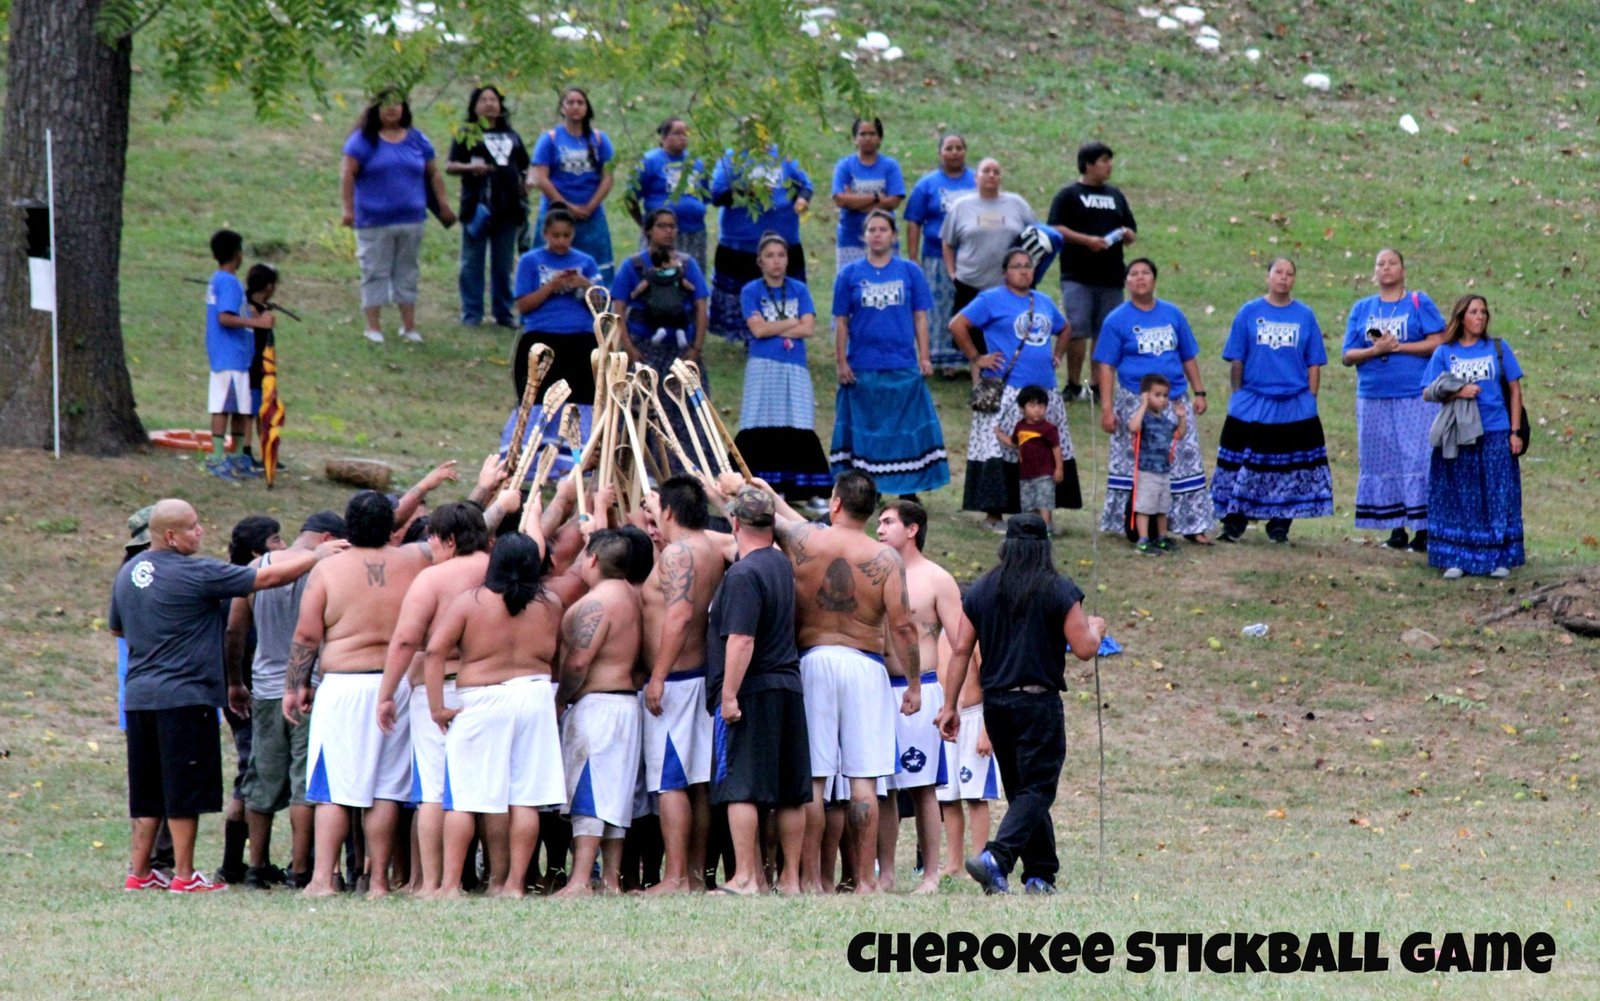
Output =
[
  {"x1": 631, "y1": 246, "x2": 694, "y2": 347},
  {"x1": 1128, "y1": 372, "x2": 1187, "y2": 554},
  {"x1": 205, "y1": 230, "x2": 274, "y2": 481},
  {"x1": 995, "y1": 385, "x2": 1063, "y2": 533}
]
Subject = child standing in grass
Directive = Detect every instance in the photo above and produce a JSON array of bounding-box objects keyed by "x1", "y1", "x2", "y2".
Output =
[
  {"x1": 204, "y1": 230, "x2": 274, "y2": 482},
  {"x1": 1129, "y1": 372, "x2": 1186, "y2": 554},
  {"x1": 995, "y1": 385, "x2": 1062, "y2": 533}
]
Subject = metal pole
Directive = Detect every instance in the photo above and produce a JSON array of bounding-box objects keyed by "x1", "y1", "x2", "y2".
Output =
[{"x1": 46, "y1": 129, "x2": 59, "y2": 458}]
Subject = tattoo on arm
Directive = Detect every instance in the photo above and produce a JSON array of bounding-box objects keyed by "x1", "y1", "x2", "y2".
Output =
[
  {"x1": 285, "y1": 640, "x2": 318, "y2": 692},
  {"x1": 775, "y1": 522, "x2": 817, "y2": 565},
  {"x1": 898, "y1": 562, "x2": 911, "y2": 612},
  {"x1": 365, "y1": 560, "x2": 386, "y2": 586},
  {"x1": 565, "y1": 599, "x2": 604, "y2": 649},
  {"x1": 659, "y1": 543, "x2": 696, "y2": 607}
]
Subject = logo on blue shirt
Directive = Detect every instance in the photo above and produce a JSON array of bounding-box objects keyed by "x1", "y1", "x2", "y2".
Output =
[
  {"x1": 1448, "y1": 354, "x2": 1494, "y2": 383},
  {"x1": 860, "y1": 279, "x2": 905, "y2": 310},
  {"x1": 1254, "y1": 318, "x2": 1300, "y2": 349},
  {"x1": 1133, "y1": 323, "x2": 1177, "y2": 355}
]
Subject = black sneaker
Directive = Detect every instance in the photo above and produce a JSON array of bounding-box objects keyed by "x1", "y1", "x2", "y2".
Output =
[
  {"x1": 283, "y1": 869, "x2": 312, "y2": 890},
  {"x1": 1408, "y1": 530, "x2": 1428, "y2": 554},
  {"x1": 1154, "y1": 537, "x2": 1178, "y2": 552},
  {"x1": 1382, "y1": 528, "x2": 1409, "y2": 550},
  {"x1": 213, "y1": 864, "x2": 247, "y2": 886},
  {"x1": 243, "y1": 865, "x2": 282, "y2": 890}
]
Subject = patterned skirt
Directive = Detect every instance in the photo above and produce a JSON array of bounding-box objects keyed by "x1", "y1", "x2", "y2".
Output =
[
  {"x1": 1098, "y1": 384, "x2": 1212, "y2": 536},
  {"x1": 963, "y1": 384, "x2": 1082, "y2": 514},
  {"x1": 921, "y1": 255, "x2": 962, "y2": 370},
  {"x1": 830, "y1": 368, "x2": 951, "y2": 495},
  {"x1": 1354, "y1": 395, "x2": 1436, "y2": 531},
  {"x1": 1211, "y1": 406, "x2": 1335, "y2": 521},
  {"x1": 835, "y1": 245, "x2": 867, "y2": 272},
  {"x1": 736, "y1": 356, "x2": 830, "y2": 500},
  {"x1": 1427, "y1": 431, "x2": 1524, "y2": 575}
]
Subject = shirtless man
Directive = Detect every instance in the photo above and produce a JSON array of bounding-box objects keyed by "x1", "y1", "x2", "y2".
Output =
[
  {"x1": 639, "y1": 477, "x2": 727, "y2": 893},
  {"x1": 554, "y1": 529, "x2": 650, "y2": 896},
  {"x1": 288, "y1": 490, "x2": 435, "y2": 898},
  {"x1": 769, "y1": 469, "x2": 920, "y2": 894},
  {"x1": 873, "y1": 500, "x2": 961, "y2": 894},
  {"x1": 424, "y1": 531, "x2": 577, "y2": 897},
  {"x1": 373, "y1": 501, "x2": 496, "y2": 897}
]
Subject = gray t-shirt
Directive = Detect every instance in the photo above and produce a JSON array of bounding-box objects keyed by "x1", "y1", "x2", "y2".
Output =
[
  {"x1": 249, "y1": 550, "x2": 308, "y2": 700},
  {"x1": 109, "y1": 549, "x2": 257, "y2": 711},
  {"x1": 940, "y1": 192, "x2": 1036, "y2": 288}
]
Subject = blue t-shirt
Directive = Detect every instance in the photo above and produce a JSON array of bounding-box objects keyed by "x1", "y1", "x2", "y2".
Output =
[
  {"x1": 1343, "y1": 291, "x2": 1447, "y2": 399},
  {"x1": 634, "y1": 148, "x2": 707, "y2": 234},
  {"x1": 108, "y1": 550, "x2": 258, "y2": 711},
  {"x1": 1094, "y1": 299, "x2": 1200, "y2": 398},
  {"x1": 611, "y1": 251, "x2": 711, "y2": 340},
  {"x1": 832, "y1": 256, "x2": 932, "y2": 372},
  {"x1": 514, "y1": 247, "x2": 601, "y2": 334},
  {"x1": 341, "y1": 129, "x2": 436, "y2": 228},
  {"x1": 832, "y1": 153, "x2": 906, "y2": 248},
  {"x1": 1421, "y1": 339, "x2": 1524, "y2": 433},
  {"x1": 532, "y1": 127, "x2": 615, "y2": 209},
  {"x1": 1138, "y1": 409, "x2": 1179, "y2": 474},
  {"x1": 904, "y1": 169, "x2": 976, "y2": 261},
  {"x1": 712, "y1": 149, "x2": 814, "y2": 251},
  {"x1": 1223, "y1": 298, "x2": 1327, "y2": 401},
  {"x1": 205, "y1": 270, "x2": 251, "y2": 373},
  {"x1": 958, "y1": 286, "x2": 1067, "y2": 390},
  {"x1": 741, "y1": 277, "x2": 815, "y2": 365}
]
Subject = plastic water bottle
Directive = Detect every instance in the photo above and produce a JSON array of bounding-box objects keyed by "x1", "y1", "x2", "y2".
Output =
[
  {"x1": 1103, "y1": 227, "x2": 1124, "y2": 246},
  {"x1": 1241, "y1": 623, "x2": 1269, "y2": 638}
]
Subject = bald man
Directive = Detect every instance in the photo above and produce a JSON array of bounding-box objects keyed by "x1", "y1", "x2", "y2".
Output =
[{"x1": 110, "y1": 499, "x2": 347, "y2": 894}]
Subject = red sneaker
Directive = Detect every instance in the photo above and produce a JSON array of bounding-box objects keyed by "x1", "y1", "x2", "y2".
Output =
[
  {"x1": 124, "y1": 870, "x2": 164, "y2": 891},
  {"x1": 168, "y1": 871, "x2": 227, "y2": 894}
]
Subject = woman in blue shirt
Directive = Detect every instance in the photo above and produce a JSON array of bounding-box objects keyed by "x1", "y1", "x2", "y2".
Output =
[
  {"x1": 831, "y1": 210, "x2": 950, "y2": 498},
  {"x1": 904, "y1": 134, "x2": 975, "y2": 377},
  {"x1": 709, "y1": 144, "x2": 812, "y2": 340},
  {"x1": 950, "y1": 249, "x2": 1075, "y2": 531},
  {"x1": 528, "y1": 88, "x2": 616, "y2": 282},
  {"x1": 340, "y1": 89, "x2": 454, "y2": 345},
  {"x1": 625, "y1": 117, "x2": 709, "y2": 273},
  {"x1": 734, "y1": 234, "x2": 831, "y2": 505},
  {"x1": 831, "y1": 116, "x2": 905, "y2": 271},
  {"x1": 1420, "y1": 295, "x2": 1526, "y2": 579},
  {"x1": 1340, "y1": 248, "x2": 1446, "y2": 552},
  {"x1": 1211, "y1": 257, "x2": 1335, "y2": 543},
  {"x1": 1092, "y1": 258, "x2": 1213, "y2": 544}
]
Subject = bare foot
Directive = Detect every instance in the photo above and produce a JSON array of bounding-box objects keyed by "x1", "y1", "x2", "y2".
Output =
[
  {"x1": 877, "y1": 874, "x2": 896, "y2": 894},
  {"x1": 911, "y1": 877, "x2": 941, "y2": 895},
  {"x1": 802, "y1": 880, "x2": 828, "y2": 895},
  {"x1": 302, "y1": 879, "x2": 339, "y2": 898},
  {"x1": 715, "y1": 880, "x2": 762, "y2": 895},
  {"x1": 852, "y1": 879, "x2": 879, "y2": 895},
  {"x1": 490, "y1": 884, "x2": 525, "y2": 899},
  {"x1": 554, "y1": 880, "x2": 592, "y2": 898},
  {"x1": 366, "y1": 881, "x2": 389, "y2": 900},
  {"x1": 774, "y1": 882, "x2": 802, "y2": 896},
  {"x1": 644, "y1": 877, "x2": 689, "y2": 895},
  {"x1": 938, "y1": 867, "x2": 962, "y2": 880}
]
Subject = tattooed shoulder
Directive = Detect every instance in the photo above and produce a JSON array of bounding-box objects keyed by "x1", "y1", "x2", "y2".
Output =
[
  {"x1": 776, "y1": 521, "x2": 818, "y2": 565},
  {"x1": 659, "y1": 542, "x2": 696, "y2": 606},
  {"x1": 856, "y1": 547, "x2": 900, "y2": 588},
  {"x1": 565, "y1": 598, "x2": 605, "y2": 649}
]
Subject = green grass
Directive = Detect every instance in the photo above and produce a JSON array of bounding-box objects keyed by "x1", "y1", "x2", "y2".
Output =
[{"x1": 3, "y1": 1, "x2": 1600, "y2": 996}]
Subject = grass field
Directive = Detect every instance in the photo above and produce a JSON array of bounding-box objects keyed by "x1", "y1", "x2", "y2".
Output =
[{"x1": 2, "y1": 1, "x2": 1599, "y2": 996}]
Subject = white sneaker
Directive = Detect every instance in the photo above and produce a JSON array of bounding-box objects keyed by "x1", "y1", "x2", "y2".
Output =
[
  {"x1": 1442, "y1": 567, "x2": 1464, "y2": 580},
  {"x1": 400, "y1": 329, "x2": 423, "y2": 344},
  {"x1": 363, "y1": 329, "x2": 385, "y2": 344},
  {"x1": 1489, "y1": 567, "x2": 1510, "y2": 579}
]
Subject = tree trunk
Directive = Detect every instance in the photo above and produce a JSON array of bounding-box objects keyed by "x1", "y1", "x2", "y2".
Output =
[{"x1": 0, "y1": 0, "x2": 145, "y2": 454}]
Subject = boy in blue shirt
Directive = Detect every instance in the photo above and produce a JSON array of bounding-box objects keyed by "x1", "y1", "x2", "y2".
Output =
[
  {"x1": 205, "y1": 230, "x2": 275, "y2": 481},
  {"x1": 1128, "y1": 373, "x2": 1186, "y2": 554}
]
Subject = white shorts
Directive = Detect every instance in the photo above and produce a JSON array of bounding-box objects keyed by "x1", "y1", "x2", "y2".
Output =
[
  {"x1": 444, "y1": 676, "x2": 565, "y2": 814},
  {"x1": 562, "y1": 692, "x2": 643, "y2": 831},
  {"x1": 888, "y1": 674, "x2": 943, "y2": 791},
  {"x1": 408, "y1": 678, "x2": 458, "y2": 805},
  {"x1": 801, "y1": 646, "x2": 896, "y2": 780},
  {"x1": 306, "y1": 673, "x2": 412, "y2": 808},
  {"x1": 937, "y1": 704, "x2": 1004, "y2": 803},
  {"x1": 208, "y1": 370, "x2": 251, "y2": 415},
  {"x1": 643, "y1": 670, "x2": 713, "y2": 793}
]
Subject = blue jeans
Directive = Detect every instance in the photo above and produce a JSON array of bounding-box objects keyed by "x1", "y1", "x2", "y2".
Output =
[{"x1": 458, "y1": 222, "x2": 519, "y2": 326}]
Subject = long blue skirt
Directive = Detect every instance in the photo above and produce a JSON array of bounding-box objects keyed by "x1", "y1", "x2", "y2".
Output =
[
  {"x1": 1211, "y1": 414, "x2": 1335, "y2": 521},
  {"x1": 830, "y1": 369, "x2": 950, "y2": 495},
  {"x1": 1354, "y1": 395, "x2": 1436, "y2": 531},
  {"x1": 1427, "y1": 431, "x2": 1524, "y2": 575}
]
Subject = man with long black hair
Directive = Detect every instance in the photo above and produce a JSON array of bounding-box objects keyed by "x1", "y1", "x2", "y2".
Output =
[{"x1": 937, "y1": 514, "x2": 1105, "y2": 895}]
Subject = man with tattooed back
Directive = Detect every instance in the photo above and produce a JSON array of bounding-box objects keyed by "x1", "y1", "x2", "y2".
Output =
[
  {"x1": 555, "y1": 529, "x2": 650, "y2": 896},
  {"x1": 772, "y1": 469, "x2": 920, "y2": 894},
  {"x1": 638, "y1": 477, "x2": 726, "y2": 893},
  {"x1": 288, "y1": 490, "x2": 435, "y2": 898}
]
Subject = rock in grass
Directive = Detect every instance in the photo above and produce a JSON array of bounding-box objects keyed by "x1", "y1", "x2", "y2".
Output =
[{"x1": 1400, "y1": 627, "x2": 1441, "y2": 650}]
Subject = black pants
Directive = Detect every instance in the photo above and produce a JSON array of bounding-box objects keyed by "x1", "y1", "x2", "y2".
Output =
[{"x1": 982, "y1": 690, "x2": 1065, "y2": 883}]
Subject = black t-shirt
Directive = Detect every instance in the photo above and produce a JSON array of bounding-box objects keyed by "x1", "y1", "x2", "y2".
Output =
[
  {"x1": 1046, "y1": 181, "x2": 1136, "y2": 287},
  {"x1": 705, "y1": 545, "x2": 801, "y2": 711},
  {"x1": 961, "y1": 572, "x2": 1084, "y2": 692},
  {"x1": 449, "y1": 126, "x2": 531, "y2": 225}
]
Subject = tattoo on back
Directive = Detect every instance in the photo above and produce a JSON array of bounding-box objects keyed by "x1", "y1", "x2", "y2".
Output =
[
  {"x1": 659, "y1": 543, "x2": 696, "y2": 607},
  {"x1": 365, "y1": 560, "x2": 386, "y2": 586},
  {"x1": 778, "y1": 522, "x2": 817, "y2": 566},
  {"x1": 566, "y1": 599, "x2": 604, "y2": 649},
  {"x1": 816, "y1": 558, "x2": 858, "y2": 613},
  {"x1": 856, "y1": 549, "x2": 897, "y2": 588}
]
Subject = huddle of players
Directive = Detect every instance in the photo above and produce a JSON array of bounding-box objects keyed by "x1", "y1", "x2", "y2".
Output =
[{"x1": 267, "y1": 458, "x2": 1000, "y2": 897}]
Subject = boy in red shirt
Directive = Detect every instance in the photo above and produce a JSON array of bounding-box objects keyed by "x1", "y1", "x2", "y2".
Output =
[{"x1": 996, "y1": 385, "x2": 1063, "y2": 534}]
